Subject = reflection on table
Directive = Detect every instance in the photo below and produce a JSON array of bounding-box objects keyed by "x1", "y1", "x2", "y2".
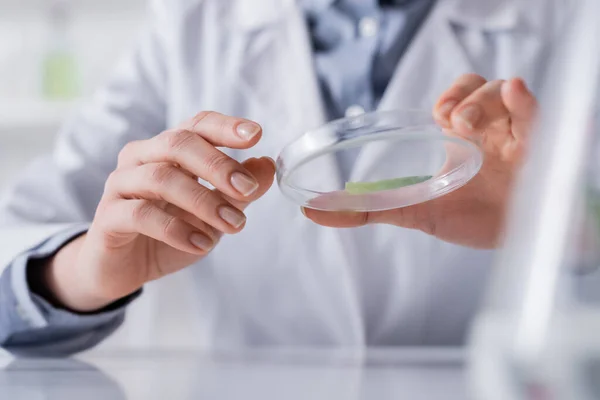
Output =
[{"x1": 0, "y1": 348, "x2": 466, "y2": 400}]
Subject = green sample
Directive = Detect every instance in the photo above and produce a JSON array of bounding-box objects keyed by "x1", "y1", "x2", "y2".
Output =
[{"x1": 345, "y1": 175, "x2": 433, "y2": 194}]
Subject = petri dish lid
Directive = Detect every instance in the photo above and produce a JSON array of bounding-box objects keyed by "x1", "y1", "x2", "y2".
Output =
[{"x1": 276, "y1": 109, "x2": 483, "y2": 212}]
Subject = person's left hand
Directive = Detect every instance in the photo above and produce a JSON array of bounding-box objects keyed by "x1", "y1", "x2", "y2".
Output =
[{"x1": 303, "y1": 74, "x2": 537, "y2": 249}]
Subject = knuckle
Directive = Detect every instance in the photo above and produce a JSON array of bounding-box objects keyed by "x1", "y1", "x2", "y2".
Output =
[
  {"x1": 203, "y1": 151, "x2": 234, "y2": 175},
  {"x1": 190, "y1": 187, "x2": 213, "y2": 210},
  {"x1": 161, "y1": 215, "x2": 180, "y2": 238},
  {"x1": 163, "y1": 129, "x2": 196, "y2": 152},
  {"x1": 131, "y1": 201, "x2": 154, "y2": 223},
  {"x1": 148, "y1": 163, "x2": 175, "y2": 185}
]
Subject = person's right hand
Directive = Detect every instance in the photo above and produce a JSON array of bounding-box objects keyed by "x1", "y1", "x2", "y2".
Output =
[{"x1": 43, "y1": 111, "x2": 275, "y2": 312}]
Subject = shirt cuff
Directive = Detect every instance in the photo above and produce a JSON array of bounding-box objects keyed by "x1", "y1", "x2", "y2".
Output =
[{"x1": 4, "y1": 224, "x2": 138, "y2": 335}]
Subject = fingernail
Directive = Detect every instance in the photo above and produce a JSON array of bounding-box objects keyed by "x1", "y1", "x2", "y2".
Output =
[
  {"x1": 301, "y1": 207, "x2": 308, "y2": 217},
  {"x1": 455, "y1": 105, "x2": 481, "y2": 130},
  {"x1": 236, "y1": 122, "x2": 261, "y2": 141},
  {"x1": 190, "y1": 233, "x2": 214, "y2": 251},
  {"x1": 218, "y1": 206, "x2": 246, "y2": 229},
  {"x1": 436, "y1": 100, "x2": 458, "y2": 121},
  {"x1": 231, "y1": 172, "x2": 259, "y2": 196}
]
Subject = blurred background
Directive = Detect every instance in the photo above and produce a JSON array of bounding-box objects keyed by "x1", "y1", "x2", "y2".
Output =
[
  {"x1": 0, "y1": 0, "x2": 147, "y2": 187},
  {"x1": 1, "y1": 1, "x2": 600, "y2": 398}
]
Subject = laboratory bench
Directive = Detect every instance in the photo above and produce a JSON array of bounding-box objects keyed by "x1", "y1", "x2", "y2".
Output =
[{"x1": 0, "y1": 347, "x2": 468, "y2": 400}]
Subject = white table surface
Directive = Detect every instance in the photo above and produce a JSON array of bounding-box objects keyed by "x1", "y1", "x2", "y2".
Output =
[{"x1": 0, "y1": 348, "x2": 468, "y2": 400}]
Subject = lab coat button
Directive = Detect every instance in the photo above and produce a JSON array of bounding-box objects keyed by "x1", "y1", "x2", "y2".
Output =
[
  {"x1": 16, "y1": 304, "x2": 30, "y2": 323},
  {"x1": 359, "y1": 17, "x2": 379, "y2": 38},
  {"x1": 345, "y1": 105, "x2": 366, "y2": 118}
]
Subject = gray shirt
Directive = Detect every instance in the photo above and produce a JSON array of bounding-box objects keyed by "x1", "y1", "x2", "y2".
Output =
[{"x1": 0, "y1": 0, "x2": 434, "y2": 356}]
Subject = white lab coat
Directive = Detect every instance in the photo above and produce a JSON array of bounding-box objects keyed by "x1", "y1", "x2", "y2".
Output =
[{"x1": 0, "y1": 0, "x2": 569, "y2": 350}]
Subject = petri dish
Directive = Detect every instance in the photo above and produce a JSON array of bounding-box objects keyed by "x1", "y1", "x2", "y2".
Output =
[{"x1": 276, "y1": 109, "x2": 483, "y2": 212}]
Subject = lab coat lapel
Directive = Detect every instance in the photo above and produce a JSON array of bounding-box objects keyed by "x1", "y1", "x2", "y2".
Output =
[
  {"x1": 350, "y1": 0, "x2": 521, "y2": 181},
  {"x1": 378, "y1": 1, "x2": 479, "y2": 110},
  {"x1": 233, "y1": 0, "x2": 343, "y2": 188},
  {"x1": 278, "y1": 2, "x2": 364, "y2": 341},
  {"x1": 232, "y1": 0, "x2": 326, "y2": 136},
  {"x1": 232, "y1": 0, "x2": 363, "y2": 343}
]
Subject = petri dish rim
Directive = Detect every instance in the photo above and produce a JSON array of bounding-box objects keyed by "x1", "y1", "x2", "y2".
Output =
[
  {"x1": 276, "y1": 109, "x2": 484, "y2": 211},
  {"x1": 282, "y1": 130, "x2": 472, "y2": 197}
]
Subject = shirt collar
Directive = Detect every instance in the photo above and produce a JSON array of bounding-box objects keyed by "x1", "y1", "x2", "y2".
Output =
[
  {"x1": 235, "y1": 0, "x2": 526, "y2": 33},
  {"x1": 298, "y1": 0, "x2": 336, "y2": 14},
  {"x1": 300, "y1": 0, "x2": 421, "y2": 12}
]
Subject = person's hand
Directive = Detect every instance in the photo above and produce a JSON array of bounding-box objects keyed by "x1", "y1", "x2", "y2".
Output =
[
  {"x1": 303, "y1": 75, "x2": 538, "y2": 249},
  {"x1": 44, "y1": 112, "x2": 275, "y2": 312}
]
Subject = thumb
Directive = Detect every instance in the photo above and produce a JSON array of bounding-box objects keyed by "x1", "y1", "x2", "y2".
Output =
[
  {"x1": 303, "y1": 202, "x2": 431, "y2": 231},
  {"x1": 501, "y1": 78, "x2": 538, "y2": 141},
  {"x1": 366, "y1": 202, "x2": 433, "y2": 232}
]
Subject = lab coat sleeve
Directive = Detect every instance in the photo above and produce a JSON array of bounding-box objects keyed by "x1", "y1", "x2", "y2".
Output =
[
  {"x1": 0, "y1": 0, "x2": 169, "y2": 355},
  {"x1": 0, "y1": 225, "x2": 140, "y2": 357}
]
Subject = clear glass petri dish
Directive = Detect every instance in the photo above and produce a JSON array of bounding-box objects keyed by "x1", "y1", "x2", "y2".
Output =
[{"x1": 276, "y1": 109, "x2": 483, "y2": 212}]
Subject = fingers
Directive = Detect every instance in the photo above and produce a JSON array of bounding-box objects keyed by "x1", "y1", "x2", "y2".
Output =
[
  {"x1": 95, "y1": 112, "x2": 274, "y2": 263},
  {"x1": 106, "y1": 163, "x2": 248, "y2": 234},
  {"x1": 118, "y1": 129, "x2": 260, "y2": 201},
  {"x1": 181, "y1": 111, "x2": 263, "y2": 148},
  {"x1": 99, "y1": 200, "x2": 215, "y2": 255},
  {"x1": 433, "y1": 74, "x2": 487, "y2": 127},
  {"x1": 434, "y1": 75, "x2": 537, "y2": 141},
  {"x1": 501, "y1": 78, "x2": 538, "y2": 140},
  {"x1": 302, "y1": 202, "x2": 429, "y2": 232},
  {"x1": 301, "y1": 209, "x2": 368, "y2": 228},
  {"x1": 302, "y1": 207, "x2": 420, "y2": 230},
  {"x1": 435, "y1": 76, "x2": 508, "y2": 138},
  {"x1": 449, "y1": 80, "x2": 507, "y2": 136}
]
